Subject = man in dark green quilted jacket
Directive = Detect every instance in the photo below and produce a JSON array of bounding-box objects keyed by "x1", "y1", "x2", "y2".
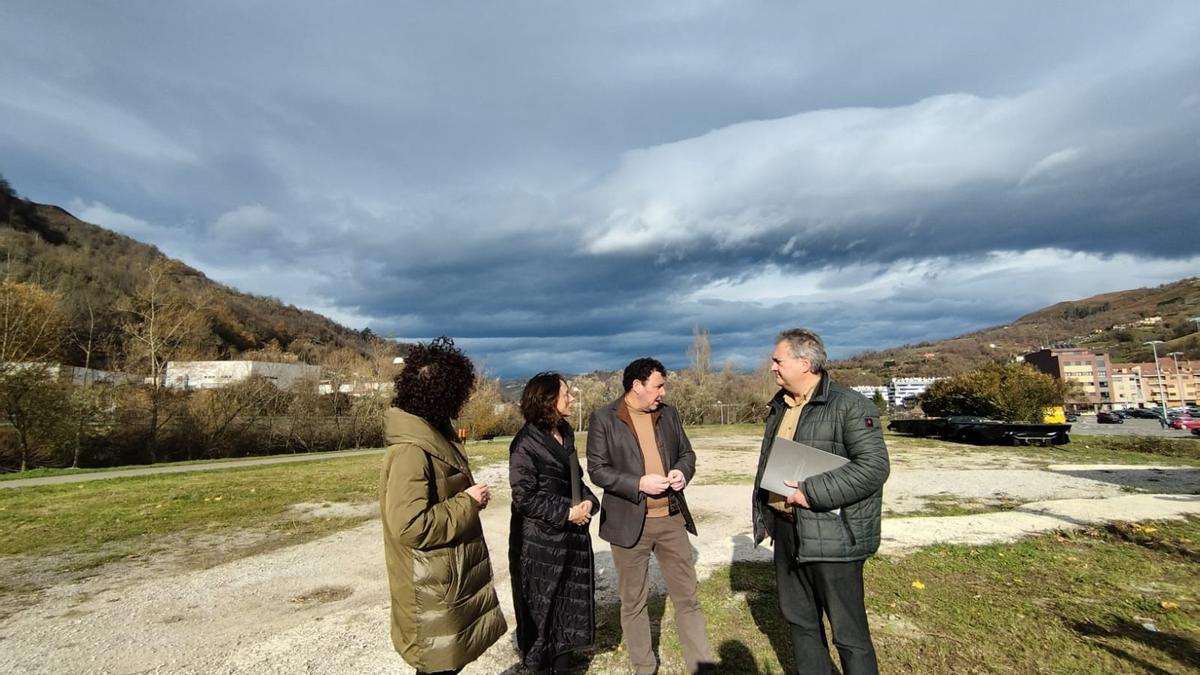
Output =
[{"x1": 752, "y1": 328, "x2": 890, "y2": 675}]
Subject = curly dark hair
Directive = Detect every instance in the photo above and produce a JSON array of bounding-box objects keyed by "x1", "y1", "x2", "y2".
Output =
[
  {"x1": 622, "y1": 357, "x2": 667, "y2": 392},
  {"x1": 520, "y1": 371, "x2": 567, "y2": 431},
  {"x1": 391, "y1": 336, "x2": 476, "y2": 438}
]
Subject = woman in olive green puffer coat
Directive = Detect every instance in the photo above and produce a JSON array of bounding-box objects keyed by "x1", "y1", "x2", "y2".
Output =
[{"x1": 379, "y1": 338, "x2": 506, "y2": 675}]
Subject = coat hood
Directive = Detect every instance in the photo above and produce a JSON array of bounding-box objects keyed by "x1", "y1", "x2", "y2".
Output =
[{"x1": 384, "y1": 408, "x2": 470, "y2": 477}]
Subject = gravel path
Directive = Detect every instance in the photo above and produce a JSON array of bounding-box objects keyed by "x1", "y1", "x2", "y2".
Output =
[{"x1": 2, "y1": 437, "x2": 1197, "y2": 675}]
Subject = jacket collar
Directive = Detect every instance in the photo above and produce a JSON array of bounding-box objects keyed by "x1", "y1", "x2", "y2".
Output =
[
  {"x1": 770, "y1": 371, "x2": 831, "y2": 411},
  {"x1": 384, "y1": 407, "x2": 472, "y2": 477},
  {"x1": 524, "y1": 419, "x2": 574, "y2": 455},
  {"x1": 615, "y1": 395, "x2": 662, "y2": 430}
]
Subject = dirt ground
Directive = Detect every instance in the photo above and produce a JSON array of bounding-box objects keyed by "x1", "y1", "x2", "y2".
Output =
[{"x1": 2, "y1": 436, "x2": 1198, "y2": 675}]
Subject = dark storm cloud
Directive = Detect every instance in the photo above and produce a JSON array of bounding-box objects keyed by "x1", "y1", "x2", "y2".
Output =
[{"x1": 3, "y1": 1, "x2": 1199, "y2": 375}]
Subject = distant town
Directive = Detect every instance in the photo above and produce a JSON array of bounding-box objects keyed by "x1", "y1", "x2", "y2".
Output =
[{"x1": 851, "y1": 318, "x2": 1197, "y2": 412}]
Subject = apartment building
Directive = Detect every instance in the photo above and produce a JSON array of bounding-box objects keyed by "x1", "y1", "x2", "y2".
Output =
[
  {"x1": 1109, "y1": 369, "x2": 1146, "y2": 409},
  {"x1": 850, "y1": 385, "x2": 888, "y2": 402},
  {"x1": 1113, "y1": 360, "x2": 1198, "y2": 408},
  {"x1": 888, "y1": 377, "x2": 940, "y2": 407},
  {"x1": 1024, "y1": 346, "x2": 1113, "y2": 408}
]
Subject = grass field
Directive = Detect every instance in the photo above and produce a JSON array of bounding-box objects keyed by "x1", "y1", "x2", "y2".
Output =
[{"x1": 591, "y1": 518, "x2": 1200, "y2": 674}]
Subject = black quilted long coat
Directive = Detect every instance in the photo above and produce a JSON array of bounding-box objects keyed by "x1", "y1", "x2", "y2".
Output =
[{"x1": 508, "y1": 420, "x2": 599, "y2": 671}]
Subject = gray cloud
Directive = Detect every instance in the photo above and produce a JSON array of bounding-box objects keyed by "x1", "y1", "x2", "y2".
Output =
[{"x1": 4, "y1": 1, "x2": 1199, "y2": 376}]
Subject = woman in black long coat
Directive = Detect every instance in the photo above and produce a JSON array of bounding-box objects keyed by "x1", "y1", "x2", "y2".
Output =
[{"x1": 509, "y1": 372, "x2": 599, "y2": 675}]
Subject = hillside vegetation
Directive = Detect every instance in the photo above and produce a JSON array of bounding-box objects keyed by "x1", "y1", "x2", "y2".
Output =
[
  {"x1": 830, "y1": 278, "x2": 1200, "y2": 384},
  {"x1": 0, "y1": 175, "x2": 394, "y2": 369}
]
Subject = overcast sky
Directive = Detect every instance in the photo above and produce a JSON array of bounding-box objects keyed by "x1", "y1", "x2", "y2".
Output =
[{"x1": 3, "y1": 2, "x2": 1199, "y2": 376}]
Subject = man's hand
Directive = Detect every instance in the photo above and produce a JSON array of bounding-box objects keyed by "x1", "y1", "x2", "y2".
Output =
[
  {"x1": 783, "y1": 480, "x2": 809, "y2": 508},
  {"x1": 639, "y1": 473, "x2": 671, "y2": 496},
  {"x1": 465, "y1": 482, "x2": 491, "y2": 509},
  {"x1": 568, "y1": 501, "x2": 593, "y2": 526},
  {"x1": 666, "y1": 468, "x2": 687, "y2": 491}
]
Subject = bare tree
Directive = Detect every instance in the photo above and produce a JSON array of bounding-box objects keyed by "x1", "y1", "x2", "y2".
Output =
[
  {"x1": 0, "y1": 280, "x2": 71, "y2": 470},
  {"x1": 687, "y1": 328, "x2": 713, "y2": 381},
  {"x1": 66, "y1": 296, "x2": 106, "y2": 467},
  {"x1": 457, "y1": 375, "x2": 519, "y2": 439},
  {"x1": 120, "y1": 261, "x2": 212, "y2": 462},
  {"x1": 186, "y1": 376, "x2": 284, "y2": 459}
]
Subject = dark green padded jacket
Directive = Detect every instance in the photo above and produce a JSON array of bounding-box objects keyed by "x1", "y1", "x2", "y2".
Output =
[
  {"x1": 752, "y1": 373, "x2": 890, "y2": 561},
  {"x1": 380, "y1": 408, "x2": 507, "y2": 672}
]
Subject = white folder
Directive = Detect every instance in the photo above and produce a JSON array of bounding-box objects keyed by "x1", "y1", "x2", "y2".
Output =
[{"x1": 760, "y1": 437, "x2": 849, "y2": 498}]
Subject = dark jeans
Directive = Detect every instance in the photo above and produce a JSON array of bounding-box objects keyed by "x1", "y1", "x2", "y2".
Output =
[{"x1": 771, "y1": 511, "x2": 878, "y2": 675}]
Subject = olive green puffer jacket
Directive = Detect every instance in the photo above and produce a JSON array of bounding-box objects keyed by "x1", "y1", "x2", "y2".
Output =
[
  {"x1": 752, "y1": 374, "x2": 890, "y2": 562},
  {"x1": 380, "y1": 408, "x2": 507, "y2": 672}
]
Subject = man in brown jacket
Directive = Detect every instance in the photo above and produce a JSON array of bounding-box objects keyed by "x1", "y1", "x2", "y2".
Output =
[{"x1": 587, "y1": 357, "x2": 714, "y2": 675}]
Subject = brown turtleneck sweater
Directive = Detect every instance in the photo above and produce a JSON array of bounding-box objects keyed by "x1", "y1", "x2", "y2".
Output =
[{"x1": 626, "y1": 402, "x2": 670, "y2": 518}]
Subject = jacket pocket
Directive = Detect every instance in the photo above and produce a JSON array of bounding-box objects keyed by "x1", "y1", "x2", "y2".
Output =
[
  {"x1": 413, "y1": 547, "x2": 458, "y2": 610},
  {"x1": 797, "y1": 510, "x2": 852, "y2": 557},
  {"x1": 838, "y1": 509, "x2": 857, "y2": 548}
]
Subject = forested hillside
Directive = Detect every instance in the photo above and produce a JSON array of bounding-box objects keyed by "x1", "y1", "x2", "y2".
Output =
[{"x1": 0, "y1": 175, "x2": 398, "y2": 369}]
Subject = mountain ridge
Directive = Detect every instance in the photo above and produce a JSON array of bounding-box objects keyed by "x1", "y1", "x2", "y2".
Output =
[{"x1": 1, "y1": 178, "x2": 399, "y2": 368}]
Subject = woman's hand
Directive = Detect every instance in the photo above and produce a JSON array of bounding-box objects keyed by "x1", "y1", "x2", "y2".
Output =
[
  {"x1": 465, "y1": 482, "x2": 490, "y2": 509},
  {"x1": 568, "y1": 500, "x2": 592, "y2": 526}
]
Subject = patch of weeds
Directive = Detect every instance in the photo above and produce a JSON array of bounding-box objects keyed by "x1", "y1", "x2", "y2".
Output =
[
  {"x1": 1087, "y1": 436, "x2": 1200, "y2": 460},
  {"x1": 903, "y1": 495, "x2": 1024, "y2": 518}
]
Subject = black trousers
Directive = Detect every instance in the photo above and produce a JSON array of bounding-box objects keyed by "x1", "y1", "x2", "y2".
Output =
[{"x1": 771, "y1": 510, "x2": 878, "y2": 675}]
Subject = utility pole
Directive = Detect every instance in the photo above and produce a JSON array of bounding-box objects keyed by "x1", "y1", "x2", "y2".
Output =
[{"x1": 1145, "y1": 341, "x2": 1169, "y2": 422}]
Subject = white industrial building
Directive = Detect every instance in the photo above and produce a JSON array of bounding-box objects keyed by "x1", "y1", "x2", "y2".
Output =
[
  {"x1": 850, "y1": 385, "x2": 888, "y2": 401},
  {"x1": 1, "y1": 362, "x2": 139, "y2": 386},
  {"x1": 317, "y1": 380, "x2": 393, "y2": 396},
  {"x1": 163, "y1": 361, "x2": 320, "y2": 391},
  {"x1": 888, "y1": 377, "x2": 941, "y2": 407}
]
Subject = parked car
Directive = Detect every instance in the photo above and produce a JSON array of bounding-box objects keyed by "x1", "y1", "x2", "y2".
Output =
[
  {"x1": 1169, "y1": 417, "x2": 1200, "y2": 430},
  {"x1": 1125, "y1": 409, "x2": 1162, "y2": 419},
  {"x1": 1192, "y1": 427, "x2": 1200, "y2": 437},
  {"x1": 1097, "y1": 411, "x2": 1124, "y2": 424},
  {"x1": 1065, "y1": 412, "x2": 1079, "y2": 422}
]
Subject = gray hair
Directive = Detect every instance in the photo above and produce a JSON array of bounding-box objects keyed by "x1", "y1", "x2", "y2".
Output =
[{"x1": 776, "y1": 328, "x2": 827, "y2": 372}]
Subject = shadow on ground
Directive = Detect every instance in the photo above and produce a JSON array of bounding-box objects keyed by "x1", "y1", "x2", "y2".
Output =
[
  {"x1": 1070, "y1": 616, "x2": 1200, "y2": 675},
  {"x1": 1048, "y1": 466, "x2": 1200, "y2": 495},
  {"x1": 728, "y1": 534, "x2": 794, "y2": 674}
]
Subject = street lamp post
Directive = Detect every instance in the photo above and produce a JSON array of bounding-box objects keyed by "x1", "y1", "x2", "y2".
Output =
[
  {"x1": 1167, "y1": 352, "x2": 1186, "y2": 406},
  {"x1": 1146, "y1": 341, "x2": 1169, "y2": 423}
]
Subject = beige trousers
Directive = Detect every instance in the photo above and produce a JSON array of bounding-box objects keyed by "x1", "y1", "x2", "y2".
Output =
[{"x1": 610, "y1": 513, "x2": 713, "y2": 674}]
